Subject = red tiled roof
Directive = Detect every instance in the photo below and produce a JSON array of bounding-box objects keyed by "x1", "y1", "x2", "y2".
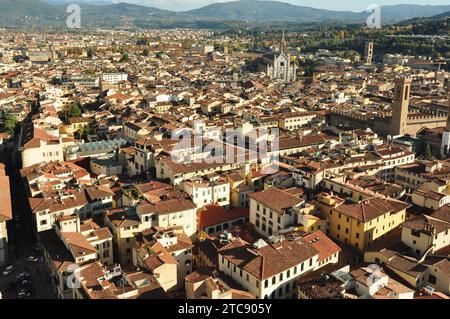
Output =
[
  {"x1": 300, "y1": 231, "x2": 341, "y2": 262},
  {"x1": 0, "y1": 175, "x2": 12, "y2": 222},
  {"x1": 248, "y1": 187, "x2": 304, "y2": 215},
  {"x1": 198, "y1": 204, "x2": 248, "y2": 229}
]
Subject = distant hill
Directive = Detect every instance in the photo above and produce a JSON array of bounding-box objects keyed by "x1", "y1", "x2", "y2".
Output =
[
  {"x1": 1, "y1": 0, "x2": 450, "y2": 29},
  {"x1": 187, "y1": 1, "x2": 450, "y2": 23},
  {"x1": 0, "y1": 0, "x2": 180, "y2": 28},
  {"x1": 186, "y1": 0, "x2": 363, "y2": 23},
  {"x1": 377, "y1": 4, "x2": 450, "y2": 21},
  {"x1": 432, "y1": 11, "x2": 450, "y2": 19},
  {"x1": 0, "y1": 0, "x2": 64, "y2": 27},
  {"x1": 396, "y1": 10, "x2": 450, "y2": 35},
  {"x1": 44, "y1": 0, "x2": 112, "y2": 4}
]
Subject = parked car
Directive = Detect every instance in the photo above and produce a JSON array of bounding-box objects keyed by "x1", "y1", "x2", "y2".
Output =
[
  {"x1": 17, "y1": 291, "x2": 32, "y2": 299},
  {"x1": 27, "y1": 256, "x2": 39, "y2": 262},
  {"x1": 18, "y1": 285, "x2": 34, "y2": 294},
  {"x1": 16, "y1": 272, "x2": 31, "y2": 281},
  {"x1": 2, "y1": 265, "x2": 14, "y2": 276},
  {"x1": 19, "y1": 279, "x2": 32, "y2": 287}
]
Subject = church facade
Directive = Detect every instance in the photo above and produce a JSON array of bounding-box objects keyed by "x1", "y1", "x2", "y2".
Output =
[{"x1": 256, "y1": 33, "x2": 297, "y2": 83}]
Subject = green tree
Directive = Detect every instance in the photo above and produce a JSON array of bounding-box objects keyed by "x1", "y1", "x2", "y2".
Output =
[
  {"x1": 119, "y1": 53, "x2": 129, "y2": 63},
  {"x1": 142, "y1": 48, "x2": 149, "y2": 57},
  {"x1": 76, "y1": 125, "x2": 92, "y2": 141},
  {"x1": 3, "y1": 114, "x2": 17, "y2": 135},
  {"x1": 67, "y1": 104, "x2": 82, "y2": 119},
  {"x1": 424, "y1": 143, "x2": 433, "y2": 160},
  {"x1": 155, "y1": 51, "x2": 165, "y2": 59},
  {"x1": 87, "y1": 48, "x2": 94, "y2": 59}
]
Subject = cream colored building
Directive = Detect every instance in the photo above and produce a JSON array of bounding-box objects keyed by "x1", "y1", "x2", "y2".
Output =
[
  {"x1": 133, "y1": 238, "x2": 178, "y2": 292},
  {"x1": 185, "y1": 270, "x2": 255, "y2": 299},
  {"x1": 20, "y1": 123, "x2": 68, "y2": 168},
  {"x1": 218, "y1": 236, "x2": 319, "y2": 299},
  {"x1": 133, "y1": 226, "x2": 193, "y2": 291},
  {"x1": 401, "y1": 214, "x2": 450, "y2": 258},
  {"x1": 278, "y1": 113, "x2": 317, "y2": 131},
  {"x1": 411, "y1": 179, "x2": 450, "y2": 210},
  {"x1": 350, "y1": 267, "x2": 415, "y2": 299},
  {"x1": 105, "y1": 199, "x2": 196, "y2": 265},
  {"x1": 21, "y1": 136, "x2": 64, "y2": 168},
  {"x1": 181, "y1": 176, "x2": 230, "y2": 209},
  {"x1": 30, "y1": 187, "x2": 114, "y2": 233},
  {"x1": 248, "y1": 187, "x2": 306, "y2": 237}
]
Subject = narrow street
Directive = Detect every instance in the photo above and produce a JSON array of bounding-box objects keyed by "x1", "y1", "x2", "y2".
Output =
[{"x1": 0, "y1": 145, "x2": 55, "y2": 299}]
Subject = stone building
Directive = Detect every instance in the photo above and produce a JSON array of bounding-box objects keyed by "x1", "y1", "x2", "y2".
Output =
[
  {"x1": 328, "y1": 76, "x2": 447, "y2": 137},
  {"x1": 364, "y1": 42, "x2": 374, "y2": 64},
  {"x1": 256, "y1": 32, "x2": 297, "y2": 83}
]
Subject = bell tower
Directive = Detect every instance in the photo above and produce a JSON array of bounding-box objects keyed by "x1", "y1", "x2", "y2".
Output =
[
  {"x1": 390, "y1": 76, "x2": 412, "y2": 137},
  {"x1": 364, "y1": 42, "x2": 373, "y2": 64},
  {"x1": 446, "y1": 80, "x2": 450, "y2": 132},
  {"x1": 441, "y1": 86, "x2": 450, "y2": 158},
  {"x1": 281, "y1": 29, "x2": 287, "y2": 54}
]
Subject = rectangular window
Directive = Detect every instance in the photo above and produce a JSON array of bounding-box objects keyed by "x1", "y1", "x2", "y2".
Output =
[{"x1": 428, "y1": 274, "x2": 437, "y2": 285}]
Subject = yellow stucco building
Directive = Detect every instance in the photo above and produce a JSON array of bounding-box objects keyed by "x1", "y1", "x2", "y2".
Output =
[{"x1": 316, "y1": 193, "x2": 410, "y2": 252}]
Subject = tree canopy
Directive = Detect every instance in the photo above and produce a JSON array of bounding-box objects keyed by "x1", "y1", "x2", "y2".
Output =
[
  {"x1": 67, "y1": 104, "x2": 82, "y2": 118},
  {"x1": 2, "y1": 114, "x2": 17, "y2": 135}
]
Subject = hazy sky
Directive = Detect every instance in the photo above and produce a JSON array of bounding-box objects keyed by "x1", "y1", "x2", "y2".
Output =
[{"x1": 117, "y1": 0, "x2": 450, "y2": 11}]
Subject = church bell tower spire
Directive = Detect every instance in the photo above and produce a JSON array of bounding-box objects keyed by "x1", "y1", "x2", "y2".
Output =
[{"x1": 281, "y1": 29, "x2": 287, "y2": 53}]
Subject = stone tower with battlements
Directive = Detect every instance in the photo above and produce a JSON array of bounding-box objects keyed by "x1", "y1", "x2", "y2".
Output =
[
  {"x1": 441, "y1": 87, "x2": 450, "y2": 157},
  {"x1": 390, "y1": 76, "x2": 412, "y2": 137},
  {"x1": 364, "y1": 42, "x2": 374, "y2": 64}
]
